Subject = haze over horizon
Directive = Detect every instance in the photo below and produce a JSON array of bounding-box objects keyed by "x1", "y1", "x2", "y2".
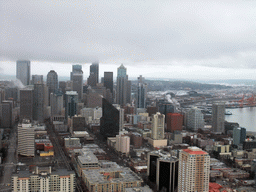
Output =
[{"x1": 1, "y1": 1, "x2": 256, "y2": 80}]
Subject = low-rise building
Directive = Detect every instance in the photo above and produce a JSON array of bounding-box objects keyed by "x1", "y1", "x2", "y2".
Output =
[
  {"x1": 82, "y1": 167, "x2": 143, "y2": 192},
  {"x1": 12, "y1": 167, "x2": 75, "y2": 192}
]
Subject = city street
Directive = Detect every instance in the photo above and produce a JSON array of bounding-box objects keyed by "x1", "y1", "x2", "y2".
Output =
[{"x1": 0, "y1": 125, "x2": 17, "y2": 191}]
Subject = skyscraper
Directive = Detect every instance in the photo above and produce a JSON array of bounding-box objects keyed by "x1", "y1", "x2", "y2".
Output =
[
  {"x1": 186, "y1": 107, "x2": 204, "y2": 131},
  {"x1": 152, "y1": 112, "x2": 165, "y2": 140},
  {"x1": 178, "y1": 147, "x2": 210, "y2": 192},
  {"x1": 65, "y1": 91, "x2": 78, "y2": 120},
  {"x1": 104, "y1": 72, "x2": 113, "y2": 94},
  {"x1": 116, "y1": 64, "x2": 131, "y2": 106},
  {"x1": 50, "y1": 91, "x2": 63, "y2": 116},
  {"x1": 31, "y1": 75, "x2": 43, "y2": 85},
  {"x1": 47, "y1": 70, "x2": 58, "y2": 94},
  {"x1": 147, "y1": 150, "x2": 179, "y2": 192},
  {"x1": 137, "y1": 75, "x2": 147, "y2": 108},
  {"x1": 20, "y1": 89, "x2": 33, "y2": 121},
  {"x1": 33, "y1": 84, "x2": 45, "y2": 122},
  {"x1": 212, "y1": 102, "x2": 225, "y2": 133},
  {"x1": 16, "y1": 60, "x2": 30, "y2": 85},
  {"x1": 87, "y1": 63, "x2": 99, "y2": 87},
  {"x1": 233, "y1": 127, "x2": 246, "y2": 145},
  {"x1": 70, "y1": 65, "x2": 83, "y2": 100},
  {"x1": 100, "y1": 98, "x2": 121, "y2": 138}
]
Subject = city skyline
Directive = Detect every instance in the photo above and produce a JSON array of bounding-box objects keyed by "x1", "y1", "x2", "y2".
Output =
[{"x1": 1, "y1": 1, "x2": 256, "y2": 80}]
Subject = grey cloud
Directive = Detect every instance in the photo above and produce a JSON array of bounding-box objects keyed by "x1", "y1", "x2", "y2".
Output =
[{"x1": 1, "y1": 0, "x2": 256, "y2": 69}]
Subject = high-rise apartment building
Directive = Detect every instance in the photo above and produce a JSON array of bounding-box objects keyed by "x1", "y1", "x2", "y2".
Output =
[
  {"x1": 17, "y1": 121, "x2": 35, "y2": 157},
  {"x1": 137, "y1": 75, "x2": 147, "y2": 109},
  {"x1": 16, "y1": 60, "x2": 30, "y2": 85},
  {"x1": 116, "y1": 134, "x2": 130, "y2": 155},
  {"x1": 33, "y1": 84, "x2": 45, "y2": 122},
  {"x1": 116, "y1": 64, "x2": 131, "y2": 106},
  {"x1": 31, "y1": 75, "x2": 43, "y2": 85},
  {"x1": 186, "y1": 107, "x2": 204, "y2": 131},
  {"x1": 178, "y1": 147, "x2": 210, "y2": 192},
  {"x1": 20, "y1": 89, "x2": 33, "y2": 121},
  {"x1": 12, "y1": 167, "x2": 75, "y2": 192},
  {"x1": 233, "y1": 127, "x2": 246, "y2": 145},
  {"x1": 65, "y1": 91, "x2": 78, "y2": 120},
  {"x1": 47, "y1": 70, "x2": 58, "y2": 94},
  {"x1": 166, "y1": 113, "x2": 183, "y2": 133},
  {"x1": 70, "y1": 65, "x2": 83, "y2": 100},
  {"x1": 212, "y1": 102, "x2": 225, "y2": 133},
  {"x1": 152, "y1": 112, "x2": 165, "y2": 140}
]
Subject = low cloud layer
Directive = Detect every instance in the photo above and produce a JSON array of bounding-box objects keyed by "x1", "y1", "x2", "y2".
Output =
[{"x1": 1, "y1": 0, "x2": 256, "y2": 78}]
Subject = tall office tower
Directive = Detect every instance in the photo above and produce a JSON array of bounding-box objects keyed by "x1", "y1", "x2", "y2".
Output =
[
  {"x1": 186, "y1": 107, "x2": 204, "y2": 131},
  {"x1": 158, "y1": 102, "x2": 175, "y2": 123},
  {"x1": 152, "y1": 112, "x2": 165, "y2": 140},
  {"x1": 17, "y1": 121, "x2": 35, "y2": 157},
  {"x1": 33, "y1": 84, "x2": 45, "y2": 122},
  {"x1": 0, "y1": 101, "x2": 13, "y2": 128},
  {"x1": 87, "y1": 63, "x2": 99, "y2": 87},
  {"x1": 50, "y1": 91, "x2": 63, "y2": 116},
  {"x1": 59, "y1": 81, "x2": 66, "y2": 94},
  {"x1": 166, "y1": 113, "x2": 183, "y2": 133},
  {"x1": 47, "y1": 70, "x2": 58, "y2": 94},
  {"x1": 157, "y1": 156, "x2": 178, "y2": 192},
  {"x1": 147, "y1": 150, "x2": 179, "y2": 192},
  {"x1": 31, "y1": 75, "x2": 43, "y2": 85},
  {"x1": 178, "y1": 147, "x2": 210, "y2": 192},
  {"x1": 16, "y1": 60, "x2": 30, "y2": 85},
  {"x1": 233, "y1": 127, "x2": 246, "y2": 145},
  {"x1": 116, "y1": 64, "x2": 131, "y2": 106},
  {"x1": 12, "y1": 167, "x2": 75, "y2": 192},
  {"x1": 104, "y1": 72, "x2": 113, "y2": 94},
  {"x1": 212, "y1": 102, "x2": 225, "y2": 133},
  {"x1": 0, "y1": 89, "x2": 5, "y2": 103},
  {"x1": 137, "y1": 75, "x2": 147, "y2": 108},
  {"x1": 65, "y1": 91, "x2": 78, "y2": 120},
  {"x1": 20, "y1": 89, "x2": 33, "y2": 121},
  {"x1": 100, "y1": 98, "x2": 121, "y2": 138},
  {"x1": 70, "y1": 65, "x2": 83, "y2": 100}
]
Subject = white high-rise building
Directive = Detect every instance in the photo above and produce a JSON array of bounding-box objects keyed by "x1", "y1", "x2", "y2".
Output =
[
  {"x1": 152, "y1": 112, "x2": 165, "y2": 140},
  {"x1": 212, "y1": 102, "x2": 225, "y2": 133},
  {"x1": 115, "y1": 134, "x2": 130, "y2": 155},
  {"x1": 186, "y1": 107, "x2": 204, "y2": 131},
  {"x1": 17, "y1": 121, "x2": 35, "y2": 157},
  {"x1": 178, "y1": 147, "x2": 210, "y2": 192}
]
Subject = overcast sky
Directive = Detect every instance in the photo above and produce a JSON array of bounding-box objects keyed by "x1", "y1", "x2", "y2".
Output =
[{"x1": 1, "y1": 0, "x2": 256, "y2": 80}]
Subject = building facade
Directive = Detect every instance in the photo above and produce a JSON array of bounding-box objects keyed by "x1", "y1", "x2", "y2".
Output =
[
  {"x1": 70, "y1": 65, "x2": 83, "y2": 100},
  {"x1": 166, "y1": 113, "x2": 183, "y2": 133},
  {"x1": 12, "y1": 167, "x2": 75, "y2": 192},
  {"x1": 47, "y1": 70, "x2": 58, "y2": 95},
  {"x1": 65, "y1": 91, "x2": 78, "y2": 120},
  {"x1": 33, "y1": 84, "x2": 46, "y2": 122},
  {"x1": 233, "y1": 127, "x2": 246, "y2": 145},
  {"x1": 186, "y1": 107, "x2": 204, "y2": 131},
  {"x1": 152, "y1": 112, "x2": 165, "y2": 140},
  {"x1": 116, "y1": 64, "x2": 131, "y2": 106},
  {"x1": 17, "y1": 121, "x2": 35, "y2": 157},
  {"x1": 178, "y1": 147, "x2": 210, "y2": 192},
  {"x1": 212, "y1": 102, "x2": 225, "y2": 133},
  {"x1": 16, "y1": 60, "x2": 30, "y2": 86}
]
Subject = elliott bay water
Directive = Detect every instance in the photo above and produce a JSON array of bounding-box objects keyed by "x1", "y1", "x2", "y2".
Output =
[{"x1": 225, "y1": 107, "x2": 256, "y2": 132}]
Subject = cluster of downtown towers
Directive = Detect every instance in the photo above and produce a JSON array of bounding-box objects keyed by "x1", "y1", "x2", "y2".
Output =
[{"x1": 16, "y1": 60, "x2": 147, "y2": 123}]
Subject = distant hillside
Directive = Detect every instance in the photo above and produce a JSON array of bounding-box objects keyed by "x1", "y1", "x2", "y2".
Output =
[{"x1": 131, "y1": 80, "x2": 232, "y2": 91}]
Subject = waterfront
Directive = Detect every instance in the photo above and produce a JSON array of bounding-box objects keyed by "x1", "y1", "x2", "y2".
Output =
[{"x1": 225, "y1": 107, "x2": 256, "y2": 132}]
